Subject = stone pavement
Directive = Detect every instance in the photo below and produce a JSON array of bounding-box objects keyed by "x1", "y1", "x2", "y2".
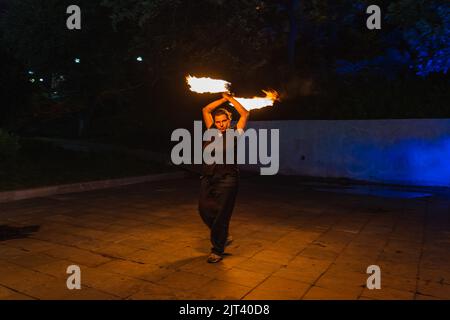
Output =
[{"x1": 0, "y1": 175, "x2": 449, "y2": 300}]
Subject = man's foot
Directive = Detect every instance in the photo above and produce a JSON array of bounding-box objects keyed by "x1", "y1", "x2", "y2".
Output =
[
  {"x1": 207, "y1": 252, "x2": 223, "y2": 263},
  {"x1": 225, "y1": 235, "x2": 233, "y2": 247}
]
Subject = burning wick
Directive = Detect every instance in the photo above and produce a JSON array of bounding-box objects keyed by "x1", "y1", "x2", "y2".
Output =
[{"x1": 186, "y1": 75, "x2": 279, "y2": 111}]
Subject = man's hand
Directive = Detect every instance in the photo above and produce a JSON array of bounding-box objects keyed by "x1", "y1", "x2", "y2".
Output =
[
  {"x1": 222, "y1": 92, "x2": 232, "y2": 101},
  {"x1": 221, "y1": 92, "x2": 249, "y2": 130}
]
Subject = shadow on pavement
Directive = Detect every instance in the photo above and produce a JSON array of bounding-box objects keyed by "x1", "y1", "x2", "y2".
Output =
[{"x1": 0, "y1": 225, "x2": 40, "y2": 241}]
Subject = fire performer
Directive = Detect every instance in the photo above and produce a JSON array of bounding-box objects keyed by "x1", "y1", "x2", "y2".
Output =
[{"x1": 199, "y1": 92, "x2": 249, "y2": 263}]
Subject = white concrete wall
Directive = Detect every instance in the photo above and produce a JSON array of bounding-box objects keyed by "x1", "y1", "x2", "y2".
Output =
[{"x1": 243, "y1": 119, "x2": 450, "y2": 187}]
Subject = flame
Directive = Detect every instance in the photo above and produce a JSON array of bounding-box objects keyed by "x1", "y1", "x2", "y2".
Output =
[
  {"x1": 186, "y1": 75, "x2": 279, "y2": 111},
  {"x1": 186, "y1": 75, "x2": 231, "y2": 93},
  {"x1": 232, "y1": 90, "x2": 280, "y2": 111}
]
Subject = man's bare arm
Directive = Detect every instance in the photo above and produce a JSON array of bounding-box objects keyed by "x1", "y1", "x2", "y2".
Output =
[
  {"x1": 223, "y1": 93, "x2": 249, "y2": 130},
  {"x1": 202, "y1": 97, "x2": 227, "y2": 129}
]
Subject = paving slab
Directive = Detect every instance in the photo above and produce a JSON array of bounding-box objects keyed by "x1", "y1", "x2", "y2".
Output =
[{"x1": 0, "y1": 176, "x2": 449, "y2": 299}]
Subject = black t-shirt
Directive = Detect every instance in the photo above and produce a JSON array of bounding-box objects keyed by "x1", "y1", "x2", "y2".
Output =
[{"x1": 202, "y1": 126, "x2": 242, "y2": 177}]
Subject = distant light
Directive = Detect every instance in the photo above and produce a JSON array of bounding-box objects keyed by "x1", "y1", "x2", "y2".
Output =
[
  {"x1": 39, "y1": 78, "x2": 44, "y2": 82},
  {"x1": 74, "y1": 58, "x2": 81, "y2": 64},
  {"x1": 28, "y1": 70, "x2": 34, "y2": 75},
  {"x1": 29, "y1": 78, "x2": 35, "y2": 83},
  {"x1": 136, "y1": 56, "x2": 143, "y2": 62}
]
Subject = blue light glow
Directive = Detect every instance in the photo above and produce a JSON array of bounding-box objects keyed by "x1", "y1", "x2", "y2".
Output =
[
  {"x1": 404, "y1": 137, "x2": 450, "y2": 186},
  {"x1": 345, "y1": 135, "x2": 450, "y2": 187}
]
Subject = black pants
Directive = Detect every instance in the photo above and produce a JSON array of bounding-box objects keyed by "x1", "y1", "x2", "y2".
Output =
[{"x1": 198, "y1": 173, "x2": 239, "y2": 255}]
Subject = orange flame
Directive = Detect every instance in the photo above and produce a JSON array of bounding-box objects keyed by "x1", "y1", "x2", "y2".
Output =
[
  {"x1": 186, "y1": 75, "x2": 231, "y2": 93},
  {"x1": 186, "y1": 75, "x2": 279, "y2": 111},
  {"x1": 233, "y1": 90, "x2": 280, "y2": 111}
]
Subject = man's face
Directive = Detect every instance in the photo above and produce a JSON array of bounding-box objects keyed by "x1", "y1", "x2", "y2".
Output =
[{"x1": 214, "y1": 114, "x2": 231, "y2": 133}]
